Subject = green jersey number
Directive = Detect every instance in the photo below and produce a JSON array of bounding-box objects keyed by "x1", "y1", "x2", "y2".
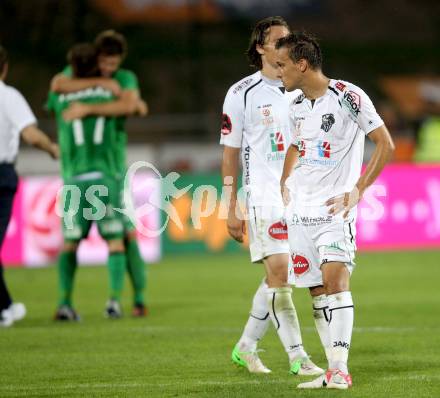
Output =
[{"x1": 72, "y1": 117, "x2": 105, "y2": 145}]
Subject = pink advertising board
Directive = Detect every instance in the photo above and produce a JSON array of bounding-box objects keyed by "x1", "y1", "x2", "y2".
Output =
[
  {"x1": 1, "y1": 174, "x2": 161, "y2": 267},
  {"x1": 357, "y1": 164, "x2": 440, "y2": 250}
]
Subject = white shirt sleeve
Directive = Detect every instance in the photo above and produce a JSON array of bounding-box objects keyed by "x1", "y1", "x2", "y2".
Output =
[
  {"x1": 5, "y1": 87, "x2": 37, "y2": 134},
  {"x1": 344, "y1": 85, "x2": 383, "y2": 135},
  {"x1": 288, "y1": 102, "x2": 300, "y2": 147},
  {"x1": 220, "y1": 87, "x2": 244, "y2": 148}
]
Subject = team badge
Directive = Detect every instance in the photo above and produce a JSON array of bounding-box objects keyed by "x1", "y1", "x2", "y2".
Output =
[
  {"x1": 321, "y1": 113, "x2": 335, "y2": 132},
  {"x1": 221, "y1": 113, "x2": 232, "y2": 135}
]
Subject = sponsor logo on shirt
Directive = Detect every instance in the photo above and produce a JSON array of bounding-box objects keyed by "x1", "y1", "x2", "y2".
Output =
[
  {"x1": 232, "y1": 78, "x2": 253, "y2": 94},
  {"x1": 342, "y1": 90, "x2": 361, "y2": 116},
  {"x1": 221, "y1": 113, "x2": 232, "y2": 135},
  {"x1": 321, "y1": 113, "x2": 335, "y2": 133},
  {"x1": 292, "y1": 254, "x2": 310, "y2": 276},
  {"x1": 244, "y1": 146, "x2": 250, "y2": 185},
  {"x1": 268, "y1": 221, "x2": 288, "y2": 240},
  {"x1": 335, "y1": 81, "x2": 346, "y2": 92},
  {"x1": 270, "y1": 132, "x2": 285, "y2": 152},
  {"x1": 317, "y1": 140, "x2": 331, "y2": 158},
  {"x1": 298, "y1": 140, "x2": 306, "y2": 157},
  {"x1": 262, "y1": 108, "x2": 270, "y2": 117}
]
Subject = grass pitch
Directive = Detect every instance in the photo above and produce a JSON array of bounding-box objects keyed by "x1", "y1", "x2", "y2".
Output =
[{"x1": 0, "y1": 250, "x2": 439, "y2": 397}]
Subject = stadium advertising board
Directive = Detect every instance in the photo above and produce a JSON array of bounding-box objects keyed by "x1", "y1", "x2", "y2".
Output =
[
  {"x1": 2, "y1": 164, "x2": 440, "y2": 266},
  {"x1": 1, "y1": 174, "x2": 161, "y2": 267}
]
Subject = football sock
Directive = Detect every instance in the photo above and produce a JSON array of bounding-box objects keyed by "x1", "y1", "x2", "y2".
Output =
[
  {"x1": 312, "y1": 294, "x2": 332, "y2": 365},
  {"x1": 108, "y1": 252, "x2": 126, "y2": 301},
  {"x1": 237, "y1": 279, "x2": 270, "y2": 352},
  {"x1": 57, "y1": 251, "x2": 77, "y2": 307},
  {"x1": 267, "y1": 287, "x2": 307, "y2": 362},
  {"x1": 125, "y1": 238, "x2": 146, "y2": 305},
  {"x1": 327, "y1": 291, "x2": 354, "y2": 374}
]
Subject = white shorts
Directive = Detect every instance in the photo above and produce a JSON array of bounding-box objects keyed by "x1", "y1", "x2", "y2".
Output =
[
  {"x1": 286, "y1": 203, "x2": 357, "y2": 288},
  {"x1": 247, "y1": 206, "x2": 290, "y2": 263}
]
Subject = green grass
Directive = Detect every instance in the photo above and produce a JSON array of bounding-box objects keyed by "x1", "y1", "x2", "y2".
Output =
[{"x1": 0, "y1": 251, "x2": 439, "y2": 397}]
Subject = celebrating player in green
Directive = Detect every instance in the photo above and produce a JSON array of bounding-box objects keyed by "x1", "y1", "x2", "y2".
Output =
[
  {"x1": 51, "y1": 31, "x2": 148, "y2": 317},
  {"x1": 48, "y1": 43, "x2": 126, "y2": 320}
]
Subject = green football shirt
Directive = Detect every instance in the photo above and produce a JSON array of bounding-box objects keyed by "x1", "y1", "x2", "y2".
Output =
[
  {"x1": 47, "y1": 87, "x2": 119, "y2": 180},
  {"x1": 61, "y1": 66, "x2": 139, "y2": 173}
]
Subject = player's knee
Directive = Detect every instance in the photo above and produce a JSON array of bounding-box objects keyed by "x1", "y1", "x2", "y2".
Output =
[
  {"x1": 324, "y1": 280, "x2": 349, "y2": 295},
  {"x1": 107, "y1": 238, "x2": 125, "y2": 252},
  {"x1": 125, "y1": 229, "x2": 137, "y2": 241},
  {"x1": 63, "y1": 241, "x2": 78, "y2": 252}
]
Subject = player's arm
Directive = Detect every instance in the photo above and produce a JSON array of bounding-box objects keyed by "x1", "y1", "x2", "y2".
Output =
[
  {"x1": 356, "y1": 125, "x2": 395, "y2": 196},
  {"x1": 222, "y1": 145, "x2": 245, "y2": 242},
  {"x1": 220, "y1": 87, "x2": 245, "y2": 243},
  {"x1": 21, "y1": 124, "x2": 59, "y2": 159},
  {"x1": 50, "y1": 73, "x2": 121, "y2": 96},
  {"x1": 62, "y1": 89, "x2": 147, "y2": 121},
  {"x1": 280, "y1": 144, "x2": 300, "y2": 206}
]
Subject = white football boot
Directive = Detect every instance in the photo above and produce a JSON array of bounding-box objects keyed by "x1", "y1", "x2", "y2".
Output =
[
  {"x1": 289, "y1": 356, "x2": 324, "y2": 376},
  {"x1": 231, "y1": 345, "x2": 271, "y2": 374},
  {"x1": 297, "y1": 369, "x2": 352, "y2": 389}
]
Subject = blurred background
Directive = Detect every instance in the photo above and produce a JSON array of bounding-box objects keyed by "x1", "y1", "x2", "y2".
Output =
[{"x1": 1, "y1": 0, "x2": 440, "y2": 265}]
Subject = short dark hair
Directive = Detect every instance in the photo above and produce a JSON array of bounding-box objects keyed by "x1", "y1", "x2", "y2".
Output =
[
  {"x1": 67, "y1": 43, "x2": 99, "y2": 78},
  {"x1": 246, "y1": 16, "x2": 289, "y2": 70},
  {"x1": 275, "y1": 31, "x2": 322, "y2": 70},
  {"x1": 0, "y1": 45, "x2": 8, "y2": 75},
  {"x1": 95, "y1": 30, "x2": 127, "y2": 58}
]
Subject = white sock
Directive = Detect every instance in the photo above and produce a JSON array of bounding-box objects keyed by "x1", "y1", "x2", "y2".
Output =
[
  {"x1": 267, "y1": 287, "x2": 307, "y2": 362},
  {"x1": 237, "y1": 279, "x2": 270, "y2": 352},
  {"x1": 327, "y1": 291, "x2": 354, "y2": 374},
  {"x1": 312, "y1": 294, "x2": 332, "y2": 366}
]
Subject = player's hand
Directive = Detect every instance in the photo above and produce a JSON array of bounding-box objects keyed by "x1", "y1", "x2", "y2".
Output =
[
  {"x1": 326, "y1": 186, "x2": 362, "y2": 218},
  {"x1": 63, "y1": 102, "x2": 89, "y2": 121},
  {"x1": 49, "y1": 143, "x2": 60, "y2": 160},
  {"x1": 281, "y1": 180, "x2": 290, "y2": 206},
  {"x1": 227, "y1": 207, "x2": 246, "y2": 243},
  {"x1": 101, "y1": 79, "x2": 122, "y2": 97},
  {"x1": 136, "y1": 99, "x2": 149, "y2": 116}
]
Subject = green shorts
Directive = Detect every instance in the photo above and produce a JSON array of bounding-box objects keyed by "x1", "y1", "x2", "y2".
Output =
[{"x1": 61, "y1": 175, "x2": 124, "y2": 242}]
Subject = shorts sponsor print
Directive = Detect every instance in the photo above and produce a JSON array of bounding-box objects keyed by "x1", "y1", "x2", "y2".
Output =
[
  {"x1": 286, "y1": 203, "x2": 356, "y2": 288},
  {"x1": 248, "y1": 206, "x2": 290, "y2": 264}
]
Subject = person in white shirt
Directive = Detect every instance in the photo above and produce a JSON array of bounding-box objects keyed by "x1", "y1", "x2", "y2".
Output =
[
  {"x1": 0, "y1": 45, "x2": 59, "y2": 327},
  {"x1": 276, "y1": 32, "x2": 395, "y2": 389},
  {"x1": 221, "y1": 17, "x2": 322, "y2": 376}
]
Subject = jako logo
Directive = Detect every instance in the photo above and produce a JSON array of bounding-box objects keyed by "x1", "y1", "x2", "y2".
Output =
[
  {"x1": 333, "y1": 341, "x2": 350, "y2": 349},
  {"x1": 268, "y1": 221, "x2": 288, "y2": 240},
  {"x1": 292, "y1": 254, "x2": 310, "y2": 275},
  {"x1": 317, "y1": 141, "x2": 331, "y2": 158}
]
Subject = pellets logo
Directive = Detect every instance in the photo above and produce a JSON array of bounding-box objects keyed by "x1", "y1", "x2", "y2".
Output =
[
  {"x1": 221, "y1": 113, "x2": 232, "y2": 135},
  {"x1": 268, "y1": 221, "x2": 288, "y2": 240},
  {"x1": 270, "y1": 132, "x2": 285, "y2": 152},
  {"x1": 317, "y1": 141, "x2": 331, "y2": 158},
  {"x1": 292, "y1": 254, "x2": 310, "y2": 275}
]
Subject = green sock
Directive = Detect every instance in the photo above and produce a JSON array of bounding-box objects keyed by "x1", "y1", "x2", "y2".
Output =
[
  {"x1": 57, "y1": 251, "x2": 77, "y2": 307},
  {"x1": 126, "y1": 239, "x2": 147, "y2": 306},
  {"x1": 108, "y1": 252, "x2": 126, "y2": 301}
]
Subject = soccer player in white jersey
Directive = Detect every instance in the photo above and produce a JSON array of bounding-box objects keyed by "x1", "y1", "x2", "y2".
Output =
[
  {"x1": 221, "y1": 17, "x2": 323, "y2": 376},
  {"x1": 275, "y1": 32, "x2": 395, "y2": 389}
]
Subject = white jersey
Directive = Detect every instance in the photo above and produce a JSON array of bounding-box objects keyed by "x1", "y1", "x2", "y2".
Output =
[
  {"x1": 0, "y1": 80, "x2": 37, "y2": 163},
  {"x1": 220, "y1": 71, "x2": 300, "y2": 207},
  {"x1": 287, "y1": 79, "x2": 384, "y2": 205}
]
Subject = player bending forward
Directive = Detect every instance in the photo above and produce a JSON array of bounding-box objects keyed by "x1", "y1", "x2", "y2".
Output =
[
  {"x1": 276, "y1": 32, "x2": 394, "y2": 389},
  {"x1": 221, "y1": 17, "x2": 323, "y2": 376}
]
